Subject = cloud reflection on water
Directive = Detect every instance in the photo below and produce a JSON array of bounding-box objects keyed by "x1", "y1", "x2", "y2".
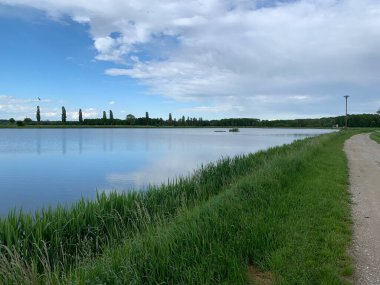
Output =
[{"x1": 0, "y1": 128, "x2": 336, "y2": 215}]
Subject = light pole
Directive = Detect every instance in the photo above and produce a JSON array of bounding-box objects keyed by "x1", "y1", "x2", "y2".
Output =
[{"x1": 344, "y1": 95, "x2": 349, "y2": 128}]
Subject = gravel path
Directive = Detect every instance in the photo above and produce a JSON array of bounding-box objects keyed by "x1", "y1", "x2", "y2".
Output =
[{"x1": 344, "y1": 133, "x2": 380, "y2": 285}]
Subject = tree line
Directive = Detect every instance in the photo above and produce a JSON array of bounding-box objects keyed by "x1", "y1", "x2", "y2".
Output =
[{"x1": 3, "y1": 106, "x2": 380, "y2": 128}]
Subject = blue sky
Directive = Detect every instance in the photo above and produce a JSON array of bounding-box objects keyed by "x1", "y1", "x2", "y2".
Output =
[
  {"x1": 0, "y1": 6, "x2": 184, "y2": 120},
  {"x1": 0, "y1": 1, "x2": 379, "y2": 121}
]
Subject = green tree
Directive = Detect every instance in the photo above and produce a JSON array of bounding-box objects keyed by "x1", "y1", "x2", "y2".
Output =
[
  {"x1": 24, "y1": 118, "x2": 32, "y2": 123},
  {"x1": 126, "y1": 114, "x2": 135, "y2": 125},
  {"x1": 145, "y1": 112, "x2": 149, "y2": 119},
  {"x1": 62, "y1": 106, "x2": 66, "y2": 123},
  {"x1": 102, "y1": 111, "x2": 107, "y2": 124},
  {"x1": 79, "y1": 109, "x2": 83, "y2": 123},
  {"x1": 36, "y1": 106, "x2": 41, "y2": 123},
  {"x1": 168, "y1": 113, "x2": 172, "y2": 125},
  {"x1": 109, "y1": 110, "x2": 114, "y2": 122},
  {"x1": 377, "y1": 108, "x2": 380, "y2": 115},
  {"x1": 9, "y1": 118, "x2": 15, "y2": 123}
]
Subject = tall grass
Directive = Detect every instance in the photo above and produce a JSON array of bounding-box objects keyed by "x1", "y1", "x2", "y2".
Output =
[
  {"x1": 64, "y1": 131, "x2": 355, "y2": 284},
  {"x1": 0, "y1": 147, "x2": 271, "y2": 282},
  {"x1": 370, "y1": 131, "x2": 380, "y2": 143},
  {"x1": 0, "y1": 131, "x2": 357, "y2": 284}
]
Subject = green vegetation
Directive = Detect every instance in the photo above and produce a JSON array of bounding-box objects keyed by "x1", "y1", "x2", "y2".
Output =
[
  {"x1": 370, "y1": 131, "x2": 380, "y2": 143},
  {"x1": 0, "y1": 131, "x2": 356, "y2": 284},
  {"x1": 168, "y1": 113, "x2": 173, "y2": 125},
  {"x1": 61, "y1": 106, "x2": 66, "y2": 123},
  {"x1": 79, "y1": 108, "x2": 83, "y2": 123},
  {"x1": 1, "y1": 113, "x2": 380, "y2": 128},
  {"x1": 36, "y1": 106, "x2": 40, "y2": 123}
]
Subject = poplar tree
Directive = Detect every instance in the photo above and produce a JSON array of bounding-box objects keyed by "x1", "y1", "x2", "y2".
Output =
[
  {"x1": 79, "y1": 109, "x2": 83, "y2": 123},
  {"x1": 168, "y1": 113, "x2": 172, "y2": 125},
  {"x1": 36, "y1": 106, "x2": 41, "y2": 123},
  {"x1": 103, "y1": 111, "x2": 107, "y2": 124},
  {"x1": 62, "y1": 106, "x2": 66, "y2": 123},
  {"x1": 109, "y1": 110, "x2": 114, "y2": 121}
]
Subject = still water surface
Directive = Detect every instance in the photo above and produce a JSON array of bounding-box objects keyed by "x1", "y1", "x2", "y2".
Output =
[{"x1": 0, "y1": 128, "x2": 335, "y2": 215}]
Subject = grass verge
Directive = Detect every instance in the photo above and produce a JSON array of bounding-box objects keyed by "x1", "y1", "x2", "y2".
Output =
[
  {"x1": 370, "y1": 131, "x2": 380, "y2": 143},
  {"x1": 0, "y1": 131, "x2": 358, "y2": 284}
]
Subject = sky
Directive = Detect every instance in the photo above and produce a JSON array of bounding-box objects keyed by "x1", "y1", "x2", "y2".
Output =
[{"x1": 0, "y1": 0, "x2": 379, "y2": 121}]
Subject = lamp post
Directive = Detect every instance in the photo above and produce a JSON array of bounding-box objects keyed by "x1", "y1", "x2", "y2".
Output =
[{"x1": 344, "y1": 95, "x2": 349, "y2": 128}]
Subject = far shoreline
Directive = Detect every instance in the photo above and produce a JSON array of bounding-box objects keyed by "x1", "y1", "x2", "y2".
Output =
[{"x1": 0, "y1": 124, "x2": 336, "y2": 129}]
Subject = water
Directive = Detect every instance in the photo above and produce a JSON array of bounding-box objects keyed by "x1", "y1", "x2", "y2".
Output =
[{"x1": 0, "y1": 128, "x2": 335, "y2": 215}]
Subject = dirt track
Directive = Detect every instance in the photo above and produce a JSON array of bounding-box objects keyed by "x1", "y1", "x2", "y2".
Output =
[{"x1": 344, "y1": 133, "x2": 380, "y2": 285}]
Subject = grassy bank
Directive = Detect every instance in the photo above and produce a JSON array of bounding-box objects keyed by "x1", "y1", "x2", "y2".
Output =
[
  {"x1": 370, "y1": 131, "x2": 380, "y2": 143},
  {"x1": 0, "y1": 131, "x2": 356, "y2": 284}
]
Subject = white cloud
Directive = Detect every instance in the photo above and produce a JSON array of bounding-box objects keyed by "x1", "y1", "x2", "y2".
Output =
[
  {"x1": 1, "y1": 0, "x2": 380, "y2": 116},
  {"x1": 108, "y1": 100, "x2": 115, "y2": 105},
  {"x1": 287, "y1": 96, "x2": 309, "y2": 101},
  {"x1": 69, "y1": 108, "x2": 99, "y2": 119},
  {"x1": 181, "y1": 105, "x2": 244, "y2": 114},
  {"x1": 0, "y1": 95, "x2": 41, "y2": 119},
  {"x1": 82, "y1": 108, "x2": 99, "y2": 118},
  {"x1": 0, "y1": 95, "x2": 100, "y2": 120},
  {"x1": 43, "y1": 111, "x2": 59, "y2": 118}
]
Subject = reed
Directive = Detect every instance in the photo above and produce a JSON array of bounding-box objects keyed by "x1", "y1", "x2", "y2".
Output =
[
  {"x1": 0, "y1": 131, "x2": 359, "y2": 284},
  {"x1": 0, "y1": 145, "x2": 270, "y2": 282},
  {"x1": 64, "y1": 131, "x2": 356, "y2": 284}
]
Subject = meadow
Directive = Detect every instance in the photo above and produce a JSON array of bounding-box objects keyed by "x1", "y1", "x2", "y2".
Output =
[
  {"x1": 0, "y1": 130, "x2": 360, "y2": 284},
  {"x1": 370, "y1": 131, "x2": 380, "y2": 143}
]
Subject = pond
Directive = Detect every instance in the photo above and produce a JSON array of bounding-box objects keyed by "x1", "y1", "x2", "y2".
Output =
[{"x1": 0, "y1": 128, "x2": 335, "y2": 215}]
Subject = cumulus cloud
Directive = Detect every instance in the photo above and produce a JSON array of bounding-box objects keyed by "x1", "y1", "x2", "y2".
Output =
[
  {"x1": 0, "y1": 95, "x2": 46, "y2": 119},
  {"x1": 0, "y1": 95, "x2": 99, "y2": 120},
  {"x1": 1, "y1": 0, "x2": 380, "y2": 117},
  {"x1": 181, "y1": 104, "x2": 245, "y2": 114},
  {"x1": 69, "y1": 108, "x2": 99, "y2": 119}
]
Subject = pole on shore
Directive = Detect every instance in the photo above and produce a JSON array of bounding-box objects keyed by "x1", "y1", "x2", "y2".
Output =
[{"x1": 344, "y1": 95, "x2": 349, "y2": 128}]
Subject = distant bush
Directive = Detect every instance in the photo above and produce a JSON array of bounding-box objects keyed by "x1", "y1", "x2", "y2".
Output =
[
  {"x1": 16, "y1": 121, "x2": 24, "y2": 126},
  {"x1": 9, "y1": 118, "x2": 15, "y2": 123},
  {"x1": 24, "y1": 118, "x2": 32, "y2": 123}
]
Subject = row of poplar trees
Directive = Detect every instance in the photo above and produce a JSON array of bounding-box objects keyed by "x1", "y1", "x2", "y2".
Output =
[{"x1": 36, "y1": 106, "x2": 114, "y2": 123}]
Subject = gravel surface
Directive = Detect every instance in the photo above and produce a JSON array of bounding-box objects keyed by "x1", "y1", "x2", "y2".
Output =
[{"x1": 345, "y1": 133, "x2": 380, "y2": 285}]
